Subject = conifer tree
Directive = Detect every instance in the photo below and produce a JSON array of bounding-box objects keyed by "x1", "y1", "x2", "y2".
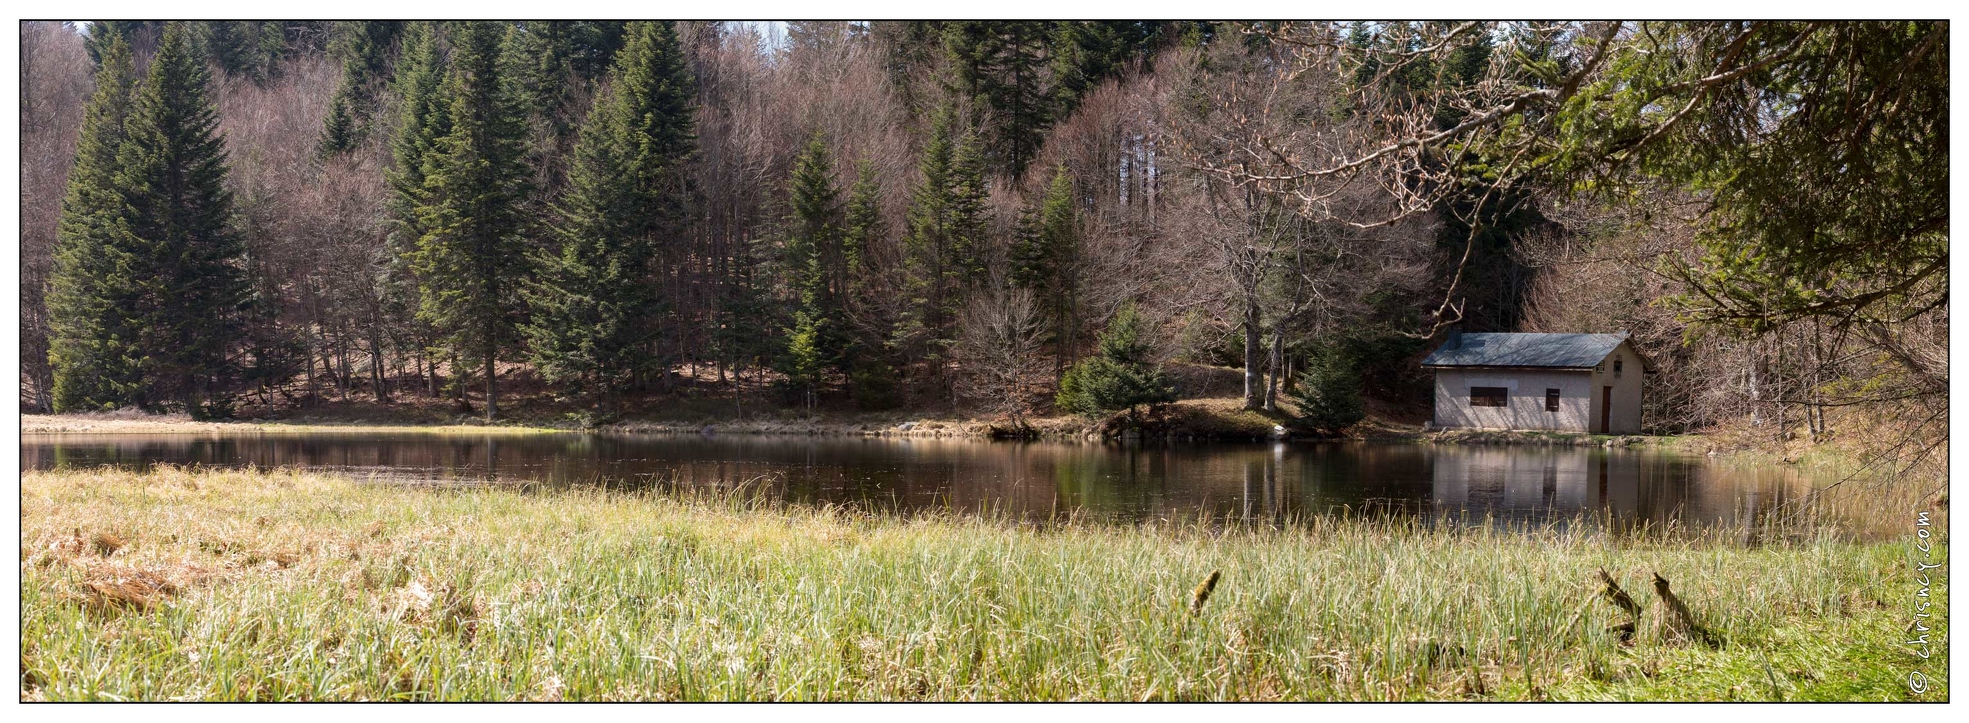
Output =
[
  {"x1": 841, "y1": 160, "x2": 884, "y2": 294},
  {"x1": 117, "y1": 23, "x2": 255, "y2": 416},
  {"x1": 47, "y1": 36, "x2": 143, "y2": 412},
  {"x1": 317, "y1": 21, "x2": 404, "y2": 157},
  {"x1": 900, "y1": 105, "x2": 990, "y2": 387},
  {"x1": 1012, "y1": 165, "x2": 1082, "y2": 375},
  {"x1": 943, "y1": 21, "x2": 1055, "y2": 178},
  {"x1": 840, "y1": 159, "x2": 898, "y2": 408},
  {"x1": 779, "y1": 132, "x2": 848, "y2": 372},
  {"x1": 612, "y1": 21, "x2": 698, "y2": 378},
  {"x1": 411, "y1": 21, "x2": 535, "y2": 420},
  {"x1": 1056, "y1": 302, "x2": 1175, "y2": 422},
  {"x1": 523, "y1": 21, "x2": 696, "y2": 411},
  {"x1": 386, "y1": 22, "x2": 450, "y2": 245}
]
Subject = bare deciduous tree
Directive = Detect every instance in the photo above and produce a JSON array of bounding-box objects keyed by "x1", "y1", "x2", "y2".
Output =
[{"x1": 953, "y1": 280, "x2": 1050, "y2": 423}]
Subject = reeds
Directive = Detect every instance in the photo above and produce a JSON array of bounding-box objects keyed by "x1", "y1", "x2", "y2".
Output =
[{"x1": 20, "y1": 466, "x2": 1941, "y2": 701}]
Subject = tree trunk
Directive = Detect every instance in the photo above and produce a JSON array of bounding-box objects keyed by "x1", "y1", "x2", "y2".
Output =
[
  {"x1": 1242, "y1": 300, "x2": 1263, "y2": 410},
  {"x1": 369, "y1": 331, "x2": 390, "y2": 404},
  {"x1": 422, "y1": 352, "x2": 436, "y2": 398},
  {"x1": 1264, "y1": 326, "x2": 1285, "y2": 412},
  {"x1": 483, "y1": 344, "x2": 497, "y2": 421}
]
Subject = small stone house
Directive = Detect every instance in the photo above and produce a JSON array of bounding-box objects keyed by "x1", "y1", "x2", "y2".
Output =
[{"x1": 1421, "y1": 331, "x2": 1654, "y2": 434}]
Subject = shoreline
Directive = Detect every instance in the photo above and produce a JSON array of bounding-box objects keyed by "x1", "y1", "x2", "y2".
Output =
[{"x1": 16, "y1": 410, "x2": 1708, "y2": 449}]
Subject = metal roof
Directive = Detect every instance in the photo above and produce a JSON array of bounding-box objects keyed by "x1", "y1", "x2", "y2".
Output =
[{"x1": 1420, "y1": 333, "x2": 1631, "y2": 369}]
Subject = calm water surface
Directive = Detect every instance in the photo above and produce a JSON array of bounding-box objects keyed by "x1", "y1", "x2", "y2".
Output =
[{"x1": 21, "y1": 432, "x2": 1805, "y2": 531}]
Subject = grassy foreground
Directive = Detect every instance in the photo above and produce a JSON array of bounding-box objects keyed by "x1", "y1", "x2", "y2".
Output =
[{"x1": 22, "y1": 467, "x2": 1944, "y2": 701}]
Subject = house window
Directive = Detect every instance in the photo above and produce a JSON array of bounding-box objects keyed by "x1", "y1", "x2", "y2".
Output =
[
  {"x1": 1470, "y1": 387, "x2": 1508, "y2": 407},
  {"x1": 1614, "y1": 358, "x2": 1623, "y2": 377},
  {"x1": 1546, "y1": 389, "x2": 1561, "y2": 412}
]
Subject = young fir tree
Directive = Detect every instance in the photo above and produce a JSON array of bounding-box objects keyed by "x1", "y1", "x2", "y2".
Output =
[
  {"x1": 1288, "y1": 346, "x2": 1364, "y2": 433},
  {"x1": 410, "y1": 21, "x2": 535, "y2": 420},
  {"x1": 116, "y1": 23, "x2": 256, "y2": 416},
  {"x1": 47, "y1": 35, "x2": 143, "y2": 412},
  {"x1": 1056, "y1": 302, "x2": 1175, "y2": 423},
  {"x1": 524, "y1": 21, "x2": 696, "y2": 411}
]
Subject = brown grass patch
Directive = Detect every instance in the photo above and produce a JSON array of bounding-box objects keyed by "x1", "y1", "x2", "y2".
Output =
[{"x1": 79, "y1": 568, "x2": 180, "y2": 613}]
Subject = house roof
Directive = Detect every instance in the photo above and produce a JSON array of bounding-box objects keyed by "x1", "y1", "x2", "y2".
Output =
[{"x1": 1421, "y1": 333, "x2": 1641, "y2": 370}]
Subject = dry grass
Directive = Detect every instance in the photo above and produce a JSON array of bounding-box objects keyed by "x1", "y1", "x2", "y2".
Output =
[{"x1": 21, "y1": 466, "x2": 1944, "y2": 701}]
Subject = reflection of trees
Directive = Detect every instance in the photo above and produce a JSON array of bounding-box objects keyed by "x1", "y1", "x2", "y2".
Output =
[{"x1": 21, "y1": 435, "x2": 1802, "y2": 533}]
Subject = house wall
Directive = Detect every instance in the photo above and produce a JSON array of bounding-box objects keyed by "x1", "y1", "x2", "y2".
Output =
[
  {"x1": 1432, "y1": 368, "x2": 1595, "y2": 432},
  {"x1": 1588, "y1": 342, "x2": 1646, "y2": 434},
  {"x1": 1430, "y1": 341, "x2": 1648, "y2": 434}
]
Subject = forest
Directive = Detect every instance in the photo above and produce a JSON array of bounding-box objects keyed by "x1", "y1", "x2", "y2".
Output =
[{"x1": 18, "y1": 20, "x2": 1948, "y2": 449}]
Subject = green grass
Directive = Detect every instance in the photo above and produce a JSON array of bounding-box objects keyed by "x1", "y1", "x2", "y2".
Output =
[{"x1": 21, "y1": 466, "x2": 1945, "y2": 701}]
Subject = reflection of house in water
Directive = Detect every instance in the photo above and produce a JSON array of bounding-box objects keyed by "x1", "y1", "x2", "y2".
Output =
[{"x1": 1431, "y1": 448, "x2": 1595, "y2": 520}]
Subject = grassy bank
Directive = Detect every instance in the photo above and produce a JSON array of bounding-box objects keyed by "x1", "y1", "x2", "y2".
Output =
[{"x1": 22, "y1": 467, "x2": 1943, "y2": 701}]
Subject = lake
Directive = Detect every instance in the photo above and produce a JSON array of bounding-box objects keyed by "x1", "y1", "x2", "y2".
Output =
[{"x1": 20, "y1": 432, "x2": 1809, "y2": 533}]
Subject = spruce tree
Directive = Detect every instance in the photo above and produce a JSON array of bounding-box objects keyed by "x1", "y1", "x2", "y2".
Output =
[
  {"x1": 841, "y1": 159, "x2": 898, "y2": 408},
  {"x1": 411, "y1": 21, "x2": 535, "y2": 420},
  {"x1": 1011, "y1": 165, "x2": 1082, "y2": 375},
  {"x1": 523, "y1": 21, "x2": 695, "y2": 411},
  {"x1": 317, "y1": 21, "x2": 404, "y2": 157},
  {"x1": 523, "y1": 81, "x2": 648, "y2": 409},
  {"x1": 380, "y1": 22, "x2": 450, "y2": 399},
  {"x1": 942, "y1": 21, "x2": 1055, "y2": 178},
  {"x1": 47, "y1": 36, "x2": 143, "y2": 412},
  {"x1": 117, "y1": 23, "x2": 255, "y2": 416},
  {"x1": 613, "y1": 21, "x2": 698, "y2": 378},
  {"x1": 1056, "y1": 302, "x2": 1175, "y2": 422},
  {"x1": 780, "y1": 132, "x2": 848, "y2": 372},
  {"x1": 900, "y1": 105, "x2": 989, "y2": 382}
]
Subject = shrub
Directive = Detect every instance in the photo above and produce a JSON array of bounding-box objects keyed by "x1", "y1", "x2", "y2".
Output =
[
  {"x1": 1289, "y1": 348, "x2": 1364, "y2": 432},
  {"x1": 1055, "y1": 303, "x2": 1176, "y2": 420}
]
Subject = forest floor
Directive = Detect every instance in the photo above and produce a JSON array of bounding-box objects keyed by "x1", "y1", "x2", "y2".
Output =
[{"x1": 21, "y1": 465, "x2": 1942, "y2": 701}]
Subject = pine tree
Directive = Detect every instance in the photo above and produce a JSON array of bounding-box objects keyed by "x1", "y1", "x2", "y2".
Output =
[
  {"x1": 411, "y1": 21, "x2": 536, "y2": 421},
  {"x1": 47, "y1": 35, "x2": 143, "y2": 412},
  {"x1": 117, "y1": 23, "x2": 256, "y2": 416}
]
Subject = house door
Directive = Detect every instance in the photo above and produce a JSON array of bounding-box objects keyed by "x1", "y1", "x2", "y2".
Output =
[{"x1": 1600, "y1": 386, "x2": 1612, "y2": 433}]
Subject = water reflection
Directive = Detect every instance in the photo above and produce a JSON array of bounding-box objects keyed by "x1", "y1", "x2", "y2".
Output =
[{"x1": 21, "y1": 433, "x2": 1803, "y2": 532}]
